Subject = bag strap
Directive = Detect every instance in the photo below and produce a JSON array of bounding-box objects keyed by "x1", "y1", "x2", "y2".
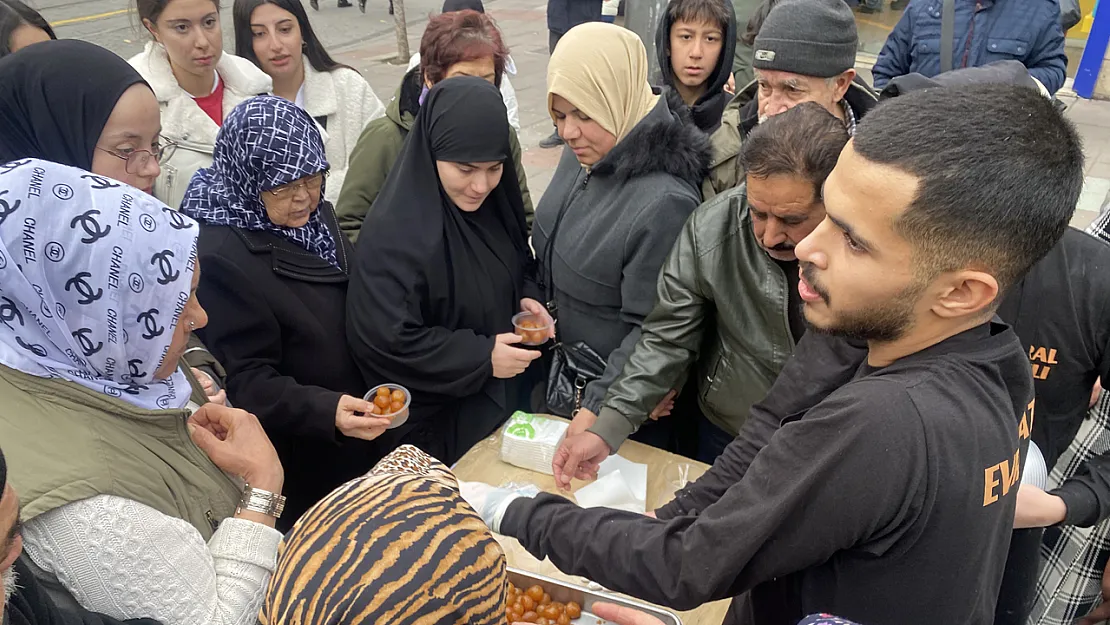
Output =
[
  {"x1": 541, "y1": 169, "x2": 591, "y2": 329},
  {"x1": 940, "y1": 0, "x2": 955, "y2": 73}
]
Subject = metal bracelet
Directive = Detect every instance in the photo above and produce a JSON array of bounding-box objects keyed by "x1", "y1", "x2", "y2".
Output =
[{"x1": 237, "y1": 484, "x2": 286, "y2": 519}]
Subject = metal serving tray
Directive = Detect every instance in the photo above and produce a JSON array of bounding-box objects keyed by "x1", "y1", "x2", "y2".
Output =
[{"x1": 507, "y1": 567, "x2": 682, "y2": 625}]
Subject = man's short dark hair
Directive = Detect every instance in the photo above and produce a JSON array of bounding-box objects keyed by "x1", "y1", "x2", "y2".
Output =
[
  {"x1": 853, "y1": 83, "x2": 1084, "y2": 294},
  {"x1": 739, "y1": 102, "x2": 849, "y2": 200},
  {"x1": 667, "y1": 0, "x2": 730, "y2": 32}
]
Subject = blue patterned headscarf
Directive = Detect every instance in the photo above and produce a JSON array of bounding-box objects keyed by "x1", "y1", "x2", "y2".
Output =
[{"x1": 179, "y1": 95, "x2": 336, "y2": 267}]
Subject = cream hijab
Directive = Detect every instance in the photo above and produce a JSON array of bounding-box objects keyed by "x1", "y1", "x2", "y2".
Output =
[{"x1": 547, "y1": 22, "x2": 660, "y2": 145}]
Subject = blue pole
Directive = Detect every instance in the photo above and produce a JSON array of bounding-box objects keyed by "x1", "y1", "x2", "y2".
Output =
[{"x1": 1076, "y1": 0, "x2": 1110, "y2": 97}]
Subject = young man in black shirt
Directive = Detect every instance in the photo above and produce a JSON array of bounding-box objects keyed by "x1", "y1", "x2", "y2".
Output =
[
  {"x1": 876, "y1": 64, "x2": 1110, "y2": 624},
  {"x1": 460, "y1": 83, "x2": 1086, "y2": 625}
]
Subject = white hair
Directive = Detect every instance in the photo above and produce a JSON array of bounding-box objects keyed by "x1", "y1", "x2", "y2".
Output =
[{"x1": 3, "y1": 563, "x2": 18, "y2": 606}]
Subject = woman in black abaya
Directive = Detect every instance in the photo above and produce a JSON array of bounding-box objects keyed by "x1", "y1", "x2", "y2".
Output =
[{"x1": 346, "y1": 76, "x2": 548, "y2": 464}]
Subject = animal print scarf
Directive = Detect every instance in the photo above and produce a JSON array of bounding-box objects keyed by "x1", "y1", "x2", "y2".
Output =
[{"x1": 261, "y1": 445, "x2": 507, "y2": 625}]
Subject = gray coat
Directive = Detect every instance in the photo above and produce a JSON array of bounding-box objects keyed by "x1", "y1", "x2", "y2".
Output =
[{"x1": 533, "y1": 92, "x2": 711, "y2": 415}]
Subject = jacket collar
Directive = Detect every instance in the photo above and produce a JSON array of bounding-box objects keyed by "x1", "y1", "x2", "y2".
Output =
[
  {"x1": 385, "y1": 67, "x2": 422, "y2": 131},
  {"x1": 0, "y1": 359, "x2": 205, "y2": 426},
  {"x1": 301, "y1": 58, "x2": 338, "y2": 118},
  {"x1": 230, "y1": 201, "x2": 352, "y2": 282},
  {"x1": 132, "y1": 41, "x2": 273, "y2": 104}
]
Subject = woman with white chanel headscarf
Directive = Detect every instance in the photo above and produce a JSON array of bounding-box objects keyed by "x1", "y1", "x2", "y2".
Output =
[{"x1": 0, "y1": 159, "x2": 286, "y2": 625}]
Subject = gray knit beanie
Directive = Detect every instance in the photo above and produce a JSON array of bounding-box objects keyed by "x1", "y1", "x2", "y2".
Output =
[{"x1": 753, "y1": 0, "x2": 858, "y2": 78}]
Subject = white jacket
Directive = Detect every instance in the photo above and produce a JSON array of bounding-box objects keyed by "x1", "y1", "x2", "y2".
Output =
[
  {"x1": 129, "y1": 42, "x2": 272, "y2": 210},
  {"x1": 300, "y1": 60, "x2": 385, "y2": 203},
  {"x1": 406, "y1": 52, "x2": 520, "y2": 130}
]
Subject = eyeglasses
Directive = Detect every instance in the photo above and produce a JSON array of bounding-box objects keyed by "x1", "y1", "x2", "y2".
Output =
[
  {"x1": 266, "y1": 172, "x2": 327, "y2": 199},
  {"x1": 96, "y1": 141, "x2": 178, "y2": 175}
]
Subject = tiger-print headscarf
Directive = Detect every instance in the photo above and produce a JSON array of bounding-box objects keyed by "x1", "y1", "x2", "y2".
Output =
[{"x1": 260, "y1": 445, "x2": 507, "y2": 625}]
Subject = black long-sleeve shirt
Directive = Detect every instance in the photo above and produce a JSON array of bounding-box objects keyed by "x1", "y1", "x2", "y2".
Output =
[
  {"x1": 7, "y1": 557, "x2": 161, "y2": 625},
  {"x1": 501, "y1": 322, "x2": 1033, "y2": 625},
  {"x1": 997, "y1": 228, "x2": 1110, "y2": 526}
]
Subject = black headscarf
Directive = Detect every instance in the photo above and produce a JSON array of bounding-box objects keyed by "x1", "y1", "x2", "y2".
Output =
[
  {"x1": 442, "y1": 0, "x2": 484, "y2": 12},
  {"x1": 347, "y1": 76, "x2": 529, "y2": 426},
  {"x1": 0, "y1": 39, "x2": 148, "y2": 169}
]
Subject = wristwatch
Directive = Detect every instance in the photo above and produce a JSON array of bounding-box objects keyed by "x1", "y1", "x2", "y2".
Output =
[{"x1": 237, "y1": 484, "x2": 286, "y2": 519}]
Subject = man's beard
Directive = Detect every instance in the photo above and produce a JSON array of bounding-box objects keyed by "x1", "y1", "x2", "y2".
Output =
[
  {"x1": 802, "y1": 264, "x2": 924, "y2": 343},
  {"x1": 3, "y1": 563, "x2": 18, "y2": 608},
  {"x1": 807, "y1": 296, "x2": 918, "y2": 343}
]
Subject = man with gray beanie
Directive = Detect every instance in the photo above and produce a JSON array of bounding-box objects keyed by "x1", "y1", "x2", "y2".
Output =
[{"x1": 702, "y1": 0, "x2": 877, "y2": 200}]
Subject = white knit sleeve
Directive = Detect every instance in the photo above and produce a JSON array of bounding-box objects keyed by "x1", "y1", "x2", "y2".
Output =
[{"x1": 21, "y1": 494, "x2": 281, "y2": 625}]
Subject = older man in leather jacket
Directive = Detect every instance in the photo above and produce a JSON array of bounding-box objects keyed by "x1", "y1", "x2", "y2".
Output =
[{"x1": 553, "y1": 102, "x2": 849, "y2": 482}]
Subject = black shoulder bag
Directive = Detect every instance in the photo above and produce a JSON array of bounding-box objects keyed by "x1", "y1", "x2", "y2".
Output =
[{"x1": 540, "y1": 177, "x2": 608, "y2": 417}]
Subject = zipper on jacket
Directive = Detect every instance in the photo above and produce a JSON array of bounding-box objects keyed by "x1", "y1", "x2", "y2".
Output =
[
  {"x1": 772, "y1": 262, "x2": 793, "y2": 349},
  {"x1": 566, "y1": 170, "x2": 591, "y2": 206}
]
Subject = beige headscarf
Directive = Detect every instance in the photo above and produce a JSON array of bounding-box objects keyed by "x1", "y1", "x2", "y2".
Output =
[{"x1": 547, "y1": 22, "x2": 660, "y2": 144}]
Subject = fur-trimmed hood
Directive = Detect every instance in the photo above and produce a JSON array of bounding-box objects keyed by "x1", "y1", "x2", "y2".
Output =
[{"x1": 591, "y1": 88, "x2": 712, "y2": 189}]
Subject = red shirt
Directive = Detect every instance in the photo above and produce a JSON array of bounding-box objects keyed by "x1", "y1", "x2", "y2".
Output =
[{"x1": 193, "y1": 77, "x2": 225, "y2": 126}]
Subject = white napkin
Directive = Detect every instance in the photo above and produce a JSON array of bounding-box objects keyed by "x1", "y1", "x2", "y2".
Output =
[
  {"x1": 499, "y1": 412, "x2": 569, "y2": 475},
  {"x1": 574, "y1": 455, "x2": 648, "y2": 513}
]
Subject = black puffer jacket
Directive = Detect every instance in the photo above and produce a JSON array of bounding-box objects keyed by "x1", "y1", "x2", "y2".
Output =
[{"x1": 533, "y1": 89, "x2": 711, "y2": 416}]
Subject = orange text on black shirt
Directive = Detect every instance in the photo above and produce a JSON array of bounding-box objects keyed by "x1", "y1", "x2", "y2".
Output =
[{"x1": 983, "y1": 398, "x2": 1035, "y2": 507}]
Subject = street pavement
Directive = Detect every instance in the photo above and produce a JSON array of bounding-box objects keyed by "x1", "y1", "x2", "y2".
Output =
[
  {"x1": 38, "y1": 0, "x2": 436, "y2": 59},
  {"x1": 34, "y1": 0, "x2": 1110, "y2": 226}
]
